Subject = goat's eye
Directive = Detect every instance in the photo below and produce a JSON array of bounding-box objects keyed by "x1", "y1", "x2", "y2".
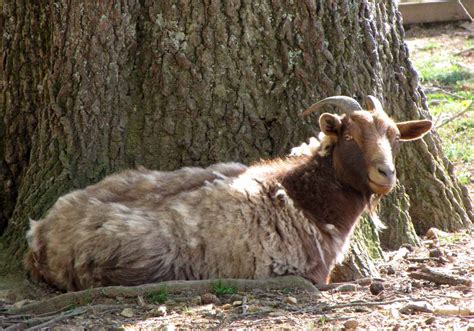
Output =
[{"x1": 344, "y1": 134, "x2": 353, "y2": 141}]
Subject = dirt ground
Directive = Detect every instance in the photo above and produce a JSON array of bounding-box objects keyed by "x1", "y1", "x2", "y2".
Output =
[
  {"x1": 1, "y1": 228, "x2": 472, "y2": 330},
  {"x1": 405, "y1": 21, "x2": 474, "y2": 68},
  {"x1": 1, "y1": 23, "x2": 473, "y2": 331}
]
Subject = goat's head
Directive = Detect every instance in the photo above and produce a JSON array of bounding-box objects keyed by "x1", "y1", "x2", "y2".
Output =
[{"x1": 302, "y1": 96, "x2": 432, "y2": 196}]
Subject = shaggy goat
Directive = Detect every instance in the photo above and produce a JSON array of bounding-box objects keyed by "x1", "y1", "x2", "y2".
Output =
[{"x1": 25, "y1": 96, "x2": 432, "y2": 291}]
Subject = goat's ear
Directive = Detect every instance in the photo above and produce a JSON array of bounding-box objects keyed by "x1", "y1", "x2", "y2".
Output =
[
  {"x1": 319, "y1": 113, "x2": 342, "y2": 137},
  {"x1": 397, "y1": 120, "x2": 432, "y2": 141}
]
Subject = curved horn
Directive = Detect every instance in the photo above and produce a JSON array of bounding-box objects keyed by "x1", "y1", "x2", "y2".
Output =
[
  {"x1": 365, "y1": 95, "x2": 385, "y2": 114},
  {"x1": 300, "y1": 96, "x2": 363, "y2": 117}
]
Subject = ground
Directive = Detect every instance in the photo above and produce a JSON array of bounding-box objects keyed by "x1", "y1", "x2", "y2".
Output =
[
  {"x1": 1, "y1": 22, "x2": 473, "y2": 330},
  {"x1": 1, "y1": 228, "x2": 473, "y2": 329}
]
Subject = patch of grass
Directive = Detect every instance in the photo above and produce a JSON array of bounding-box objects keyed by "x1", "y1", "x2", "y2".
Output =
[
  {"x1": 439, "y1": 232, "x2": 465, "y2": 245},
  {"x1": 416, "y1": 57, "x2": 471, "y2": 86},
  {"x1": 417, "y1": 41, "x2": 473, "y2": 172},
  {"x1": 281, "y1": 287, "x2": 291, "y2": 294},
  {"x1": 182, "y1": 306, "x2": 194, "y2": 315},
  {"x1": 419, "y1": 41, "x2": 441, "y2": 51},
  {"x1": 144, "y1": 287, "x2": 168, "y2": 304},
  {"x1": 211, "y1": 280, "x2": 237, "y2": 296},
  {"x1": 429, "y1": 97, "x2": 473, "y2": 184},
  {"x1": 457, "y1": 170, "x2": 471, "y2": 186},
  {"x1": 317, "y1": 316, "x2": 328, "y2": 326}
]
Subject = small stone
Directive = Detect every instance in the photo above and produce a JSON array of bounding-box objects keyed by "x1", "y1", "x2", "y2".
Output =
[
  {"x1": 284, "y1": 296, "x2": 297, "y2": 304},
  {"x1": 333, "y1": 284, "x2": 357, "y2": 292},
  {"x1": 221, "y1": 303, "x2": 232, "y2": 310},
  {"x1": 162, "y1": 324, "x2": 176, "y2": 331},
  {"x1": 436, "y1": 256, "x2": 449, "y2": 264},
  {"x1": 407, "y1": 265, "x2": 419, "y2": 272},
  {"x1": 400, "y1": 243, "x2": 414, "y2": 252},
  {"x1": 203, "y1": 308, "x2": 217, "y2": 317},
  {"x1": 389, "y1": 307, "x2": 400, "y2": 319},
  {"x1": 425, "y1": 316, "x2": 436, "y2": 325},
  {"x1": 229, "y1": 294, "x2": 244, "y2": 301},
  {"x1": 148, "y1": 305, "x2": 167, "y2": 317},
  {"x1": 247, "y1": 304, "x2": 259, "y2": 313},
  {"x1": 232, "y1": 300, "x2": 243, "y2": 306},
  {"x1": 429, "y1": 248, "x2": 443, "y2": 258},
  {"x1": 200, "y1": 293, "x2": 220, "y2": 305},
  {"x1": 344, "y1": 319, "x2": 359, "y2": 329},
  {"x1": 370, "y1": 281, "x2": 385, "y2": 295},
  {"x1": 269, "y1": 310, "x2": 285, "y2": 317},
  {"x1": 412, "y1": 280, "x2": 423, "y2": 289},
  {"x1": 120, "y1": 308, "x2": 134, "y2": 318},
  {"x1": 402, "y1": 282, "x2": 413, "y2": 293},
  {"x1": 190, "y1": 296, "x2": 201, "y2": 305},
  {"x1": 386, "y1": 265, "x2": 396, "y2": 275},
  {"x1": 426, "y1": 227, "x2": 448, "y2": 240}
]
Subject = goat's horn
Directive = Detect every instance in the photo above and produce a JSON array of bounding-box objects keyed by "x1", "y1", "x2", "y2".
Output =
[
  {"x1": 365, "y1": 95, "x2": 384, "y2": 113},
  {"x1": 300, "y1": 96, "x2": 363, "y2": 117}
]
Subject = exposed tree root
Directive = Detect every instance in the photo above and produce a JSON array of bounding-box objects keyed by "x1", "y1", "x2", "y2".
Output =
[{"x1": 4, "y1": 276, "x2": 318, "y2": 315}]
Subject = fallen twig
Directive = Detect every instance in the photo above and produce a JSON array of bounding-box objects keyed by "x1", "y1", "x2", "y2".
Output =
[
  {"x1": 4, "y1": 307, "x2": 88, "y2": 331},
  {"x1": 435, "y1": 101, "x2": 473, "y2": 129},
  {"x1": 455, "y1": 46, "x2": 474, "y2": 55},
  {"x1": 399, "y1": 302, "x2": 433, "y2": 314},
  {"x1": 428, "y1": 86, "x2": 464, "y2": 99},
  {"x1": 434, "y1": 306, "x2": 473, "y2": 316},
  {"x1": 405, "y1": 257, "x2": 437, "y2": 263},
  {"x1": 295, "y1": 298, "x2": 416, "y2": 314},
  {"x1": 25, "y1": 307, "x2": 88, "y2": 331},
  {"x1": 409, "y1": 267, "x2": 473, "y2": 286},
  {"x1": 314, "y1": 277, "x2": 383, "y2": 291}
]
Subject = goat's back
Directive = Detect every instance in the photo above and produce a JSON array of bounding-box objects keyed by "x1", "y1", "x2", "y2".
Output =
[{"x1": 25, "y1": 160, "x2": 350, "y2": 291}]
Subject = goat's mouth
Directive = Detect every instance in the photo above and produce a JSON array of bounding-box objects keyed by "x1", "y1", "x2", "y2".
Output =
[{"x1": 368, "y1": 178, "x2": 394, "y2": 195}]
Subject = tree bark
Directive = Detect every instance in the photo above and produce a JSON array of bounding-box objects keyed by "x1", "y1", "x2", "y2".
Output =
[{"x1": 1, "y1": 0, "x2": 472, "y2": 277}]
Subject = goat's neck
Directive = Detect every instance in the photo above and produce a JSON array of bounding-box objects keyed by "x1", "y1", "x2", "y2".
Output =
[{"x1": 280, "y1": 153, "x2": 369, "y2": 236}]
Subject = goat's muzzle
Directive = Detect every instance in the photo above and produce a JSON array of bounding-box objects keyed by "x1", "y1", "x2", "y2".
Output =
[{"x1": 368, "y1": 163, "x2": 396, "y2": 195}]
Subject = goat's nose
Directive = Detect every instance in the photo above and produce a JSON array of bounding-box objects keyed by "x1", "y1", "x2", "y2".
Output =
[{"x1": 377, "y1": 164, "x2": 395, "y2": 178}]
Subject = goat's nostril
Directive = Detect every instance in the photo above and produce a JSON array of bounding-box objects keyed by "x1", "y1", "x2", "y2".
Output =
[{"x1": 377, "y1": 165, "x2": 395, "y2": 178}]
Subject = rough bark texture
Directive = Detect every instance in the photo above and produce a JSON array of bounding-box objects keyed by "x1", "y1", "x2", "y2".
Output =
[{"x1": 1, "y1": 0, "x2": 472, "y2": 277}]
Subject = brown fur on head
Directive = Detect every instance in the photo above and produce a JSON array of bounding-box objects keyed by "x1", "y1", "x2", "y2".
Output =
[{"x1": 314, "y1": 96, "x2": 432, "y2": 196}]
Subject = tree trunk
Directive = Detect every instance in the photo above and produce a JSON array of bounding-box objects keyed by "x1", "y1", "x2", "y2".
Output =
[{"x1": 1, "y1": 0, "x2": 472, "y2": 278}]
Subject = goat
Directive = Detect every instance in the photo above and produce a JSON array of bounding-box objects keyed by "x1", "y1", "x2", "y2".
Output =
[{"x1": 25, "y1": 96, "x2": 432, "y2": 291}]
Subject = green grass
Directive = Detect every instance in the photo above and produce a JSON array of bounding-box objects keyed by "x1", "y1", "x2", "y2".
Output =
[
  {"x1": 211, "y1": 280, "x2": 237, "y2": 296},
  {"x1": 425, "y1": 93, "x2": 473, "y2": 185},
  {"x1": 281, "y1": 287, "x2": 291, "y2": 294},
  {"x1": 415, "y1": 55, "x2": 472, "y2": 86},
  {"x1": 418, "y1": 41, "x2": 441, "y2": 51},
  {"x1": 144, "y1": 287, "x2": 168, "y2": 304},
  {"x1": 428, "y1": 95, "x2": 473, "y2": 182},
  {"x1": 411, "y1": 43, "x2": 473, "y2": 188},
  {"x1": 438, "y1": 232, "x2": 465, "y2": 245}
]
